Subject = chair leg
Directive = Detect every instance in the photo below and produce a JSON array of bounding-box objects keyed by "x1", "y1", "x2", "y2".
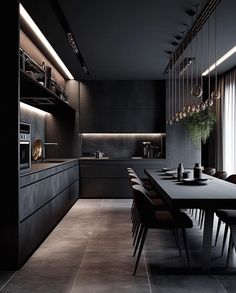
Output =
[
  {"x1": 181, "y1": 228, "x2": 191, "y2": 270},
  {"x1": 200, "y1": 210, "x2": 205, "y2": 230},
  {"x1": 174, "y1": 229, "x2": 182, "y2": 256},
  {"x1": 133, "y1": 227, "x2": 148, "y2": 275},
  {"x1": 133, "y1": 222, "x2": 141, "y2": 246},
  {"x1": 133, "y1": 225, "x2": 144, "y2": 257},
  {"x1": 132, "y1": 212, "x2": 139, "y2": 236},
  {"x1": 194, "y1": 209, "x2": 198, "y2": 220},
  {"x1": 226, "y1": 232, "x2": 233, "y2": 268},
  {"x1": 198, "y1": 209, "x2": 202, "y2": 226},
  {"x1": 214, "y1": 218, "x2": 221, "y2": 246},
  {"x1": 221, "y1": 224, "x2": 229, "y2": 257}
]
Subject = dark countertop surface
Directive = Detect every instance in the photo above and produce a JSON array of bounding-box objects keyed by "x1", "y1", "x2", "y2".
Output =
[
  {"x1": 20, "y1": 157, "x2": 166, "y2": 177},
  {"x1": 79, "y1": 156, "x2": 165, "y2": 161},
  {"x1": 20, "y1": 158, "x2": 78, "y2": 177}
]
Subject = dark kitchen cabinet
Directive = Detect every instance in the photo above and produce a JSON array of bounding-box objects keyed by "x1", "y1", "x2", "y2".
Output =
[
  {"x1": 20, "y1": 49, "x2": 75, "y2": 114},
  {"x1": 79, "y1": 158, "x2": 165, "y2": 198},
  {"x1": 79, "y1": 81, "x2": 166, "y2": 133},
  {"x1": 19, "y1": 160, "x2": 79, "y2": 265}
]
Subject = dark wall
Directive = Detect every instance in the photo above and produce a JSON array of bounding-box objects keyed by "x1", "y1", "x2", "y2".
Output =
[
  {"x1": 79, "y1": 80, "x2": 166, "y2": 133},
  {"x1": 166, "y1": 121, "x2": 201, "y2": 168},
  {"x1": 20, "y1": 103, "x2": 46, "y2": 149},
  {"x1": 46, "y1": 80, "x2": 80, "y2": 158}
]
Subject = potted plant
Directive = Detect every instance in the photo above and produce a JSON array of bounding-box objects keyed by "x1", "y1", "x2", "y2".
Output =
[{"x1": 184, "y1": 108, "x2": 216, "y2": 145}]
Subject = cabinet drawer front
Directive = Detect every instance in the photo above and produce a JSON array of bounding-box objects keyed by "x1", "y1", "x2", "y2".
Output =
[
  {"x1": 20, "y1": 165, "x2": 79, "y2": 221},
  {"x1": 80, "y1": 178, "x2": 130, "y2": 198}
]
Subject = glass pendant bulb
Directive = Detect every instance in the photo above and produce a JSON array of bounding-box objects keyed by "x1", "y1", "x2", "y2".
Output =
[
  {"x1": 211, "y1": 90, "x2": 221, "y2": 100},
  {"x1": 191, "y1": 105, "x2": 196, "y2": 112},
  {"x1": 195, "y1": 105, "x2": 200, "y2": 113},
  {"x1": 208, "y1": 98, "x2": 214, "y2": 107},
  {"x1": 187, "y1": 105, "x2": 191, "y2": 114},
  {"x1": 200, "y1": 102, "x2": 206, "y2": 111},
  {"x1": 179, "y1": 112, "x2": 183, "y2": 119}
]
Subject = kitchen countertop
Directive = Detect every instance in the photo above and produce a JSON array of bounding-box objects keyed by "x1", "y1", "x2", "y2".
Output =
[
  {"x1": 79, "y1": 156, "x2": 164, "y2": 160},
  {"x1": 20, "y1": 158, "x2": 78, "y2": 177}
]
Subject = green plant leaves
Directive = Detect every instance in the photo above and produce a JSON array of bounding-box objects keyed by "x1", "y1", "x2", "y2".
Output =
[{"x1": 184, "y1": 108, "x2": 216, "y2": 145}]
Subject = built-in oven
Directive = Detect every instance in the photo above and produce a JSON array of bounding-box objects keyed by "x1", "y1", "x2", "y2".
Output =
[{"x1": 20, "y1": 122, "x2": 31, "y2": 172}]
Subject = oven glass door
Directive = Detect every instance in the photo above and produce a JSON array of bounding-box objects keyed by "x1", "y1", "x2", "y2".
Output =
[{"x1": 20, "y1": 141, "x2": 30, "y2": 169}]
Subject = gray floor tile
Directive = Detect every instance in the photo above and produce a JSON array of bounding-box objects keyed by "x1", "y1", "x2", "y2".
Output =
[
  {"x1": 149, "y1": 275, "x2": 228, "y2": 293},
  {"x1": 71, "y1": 251, "x2": 150, "y2": 293},
  {"x1": 215, "y1": 275, "x2": 236, "y2": 293},
  {"x1": 1, "y1": 250, "x2": 83, "y2": 293}
]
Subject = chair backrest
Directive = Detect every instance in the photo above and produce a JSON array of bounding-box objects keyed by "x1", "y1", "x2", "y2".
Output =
[
  {"x1": 132, "y1": 184, "x2": 156, "y2": 225},
  {"x1": 203, "y1": 167, "x2": 216, "y2": 176},
  {"x1": 225, "y1": 175, "x2": 236, "y2": 184},
  {"x1": 213, "y1": 171, "x2": 227, "y2": 180},
  {"x1": 131, "y1": 178, "x2": 144, "y2": 186}
]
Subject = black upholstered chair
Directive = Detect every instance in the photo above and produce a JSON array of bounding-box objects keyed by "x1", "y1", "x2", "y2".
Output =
[
  {"x1": 203, "y1": 167, "x2": 216, "y2": 176},
  {"x1": 131, "y1": 184, "x2": 193, "y2": 275},
  {"x1": 214, "y1": 174, "x2": 236, "y2": 267},
  {"x1": 213, "y1": 171, "x2": 228, "y2": 180}
]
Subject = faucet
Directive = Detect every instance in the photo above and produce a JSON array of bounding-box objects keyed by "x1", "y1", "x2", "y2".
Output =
[{"x1": 42, "y1": 142, "x2": 58, "y2": 162}]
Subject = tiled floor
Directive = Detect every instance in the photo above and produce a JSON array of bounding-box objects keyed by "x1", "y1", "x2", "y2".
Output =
[{"x1": 0, "y1": 199, "x2": 235, "y2": 292}]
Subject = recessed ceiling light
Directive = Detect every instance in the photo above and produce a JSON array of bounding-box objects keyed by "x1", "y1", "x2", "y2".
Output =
[
  {"x1": 202, "y1": 45, "x2": 236, "y2": 76},
  {"x1": 20, "y1": 4, "x2": 74, "y2": 80}
]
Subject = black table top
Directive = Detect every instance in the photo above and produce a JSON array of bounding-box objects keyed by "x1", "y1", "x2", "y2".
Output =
[{"x1": 145, "y1": 169, "x2": 236, "y2": 209}]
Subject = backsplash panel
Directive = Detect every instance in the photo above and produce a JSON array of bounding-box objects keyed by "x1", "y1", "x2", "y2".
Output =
[{"x1": 81, "y1": 134, "x2": 166, "y2": 159}]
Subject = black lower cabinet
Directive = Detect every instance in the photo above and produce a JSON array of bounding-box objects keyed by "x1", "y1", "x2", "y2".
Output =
[
  {"x1": 79, "y1": 159, "x2": 165, "y2": 198},
  {"x1": 19, "y1": 160, "x2": 79, "y2": 266}
]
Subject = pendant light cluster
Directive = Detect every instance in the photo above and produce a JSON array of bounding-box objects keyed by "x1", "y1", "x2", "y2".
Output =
[{"x1": 166, "y1": 2, "x2": 220, "y2": 126}]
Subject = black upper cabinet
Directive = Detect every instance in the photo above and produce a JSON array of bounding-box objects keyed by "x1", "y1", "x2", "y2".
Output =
[
  {"x1": 20, "y1": 70, "x2": 74, "y2": 114},
  {"x1": 79, "y1": 81, "x2": 166, "y2": 133},
  {"x1": 20, "y1": 48, "x2": 75, "y2": 114}
]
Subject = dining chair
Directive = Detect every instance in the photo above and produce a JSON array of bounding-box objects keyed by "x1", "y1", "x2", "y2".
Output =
[
  {"x1": 203, "y1": 167, "x2": 216, "y2": 176},
  {"x1": 214, "y1": 174, "x2": 236, "y2": 266},
  {"x1": 131, "y1": 184, "x2": 193, "y2": 275},
  {"x1": 213, "y1": 171, "x2": 228, "y2": 180}
]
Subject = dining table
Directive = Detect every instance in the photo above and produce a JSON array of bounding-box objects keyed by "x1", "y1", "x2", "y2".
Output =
[{"x1": 144, "y1": 168, "x2": 236, "y2": 271}]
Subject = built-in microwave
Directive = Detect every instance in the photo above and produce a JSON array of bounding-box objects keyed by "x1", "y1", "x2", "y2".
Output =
[{"x1": 20, "y1": 122, "x2": 31, "y2": 172}]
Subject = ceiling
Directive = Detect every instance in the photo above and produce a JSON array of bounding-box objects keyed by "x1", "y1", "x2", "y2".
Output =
[{"x1": 21, "y1": 0, "x2": 236, "y2": 80}]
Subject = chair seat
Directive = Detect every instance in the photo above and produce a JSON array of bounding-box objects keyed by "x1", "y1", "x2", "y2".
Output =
[
  {"x1": 145, "y1": 211, "x2": 193, "y2": 229},
  {"x1": 216, "y1": 210, "x2": 236, "y2": 225}
]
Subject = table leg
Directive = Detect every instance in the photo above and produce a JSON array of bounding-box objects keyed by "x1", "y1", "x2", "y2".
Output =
[{"x1": 201, "y1": 210, "x2": 214, "y2": 270}]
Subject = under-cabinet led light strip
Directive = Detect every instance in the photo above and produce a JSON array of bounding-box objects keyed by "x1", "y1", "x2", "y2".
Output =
[
  {"x1": 20, "y1": 102, "x2": 50, "y2": 116},
  {"x1": 81, "y1": 133, "x2": 165, "y2": 136},
  {"x1": 20, "y1": 4, "x2": 74, "y2": 80},
  {"x1": 202, "y1": 45, "x2": 236, "y2": 76}
]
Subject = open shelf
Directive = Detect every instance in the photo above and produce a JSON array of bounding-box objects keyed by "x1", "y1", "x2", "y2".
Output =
[{"x1": 20, "y1": 70, "x2": 75, "y2": 114}]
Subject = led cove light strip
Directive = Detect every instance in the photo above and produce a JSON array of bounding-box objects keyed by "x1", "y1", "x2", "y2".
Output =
[
  {"x1": 20, "y1": 102, "x2": 50, "y2": 116},
  {"x1": 20, "y1": 4, "x2": 74, "y2": 80},
  {"x1": 82, "y1": 133, "x2": 165, "y2": 136},
  {"x1": 202, "y1": 46, "x2": 236, "y2": 76}
]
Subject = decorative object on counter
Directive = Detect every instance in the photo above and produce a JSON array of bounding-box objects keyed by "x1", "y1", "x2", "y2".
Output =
[
  {"x1": 94, "y1": 150, "x2": 104, "y2": 159},
  {"x1": 32, "y1": 139, "x2": 43, "y2": 161},
  {"x1": 177, "y1": 162, "x2": 184, "y2": 181},
  {"x1": 142, "y1": 141, "x2": 151, "y2": 158},
  {"x1": 184, "y1": 108, "x2": 216, "y2": 145},
  {"x1": 193, "y1": 163, "x2": 203, "y2": 179}
]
